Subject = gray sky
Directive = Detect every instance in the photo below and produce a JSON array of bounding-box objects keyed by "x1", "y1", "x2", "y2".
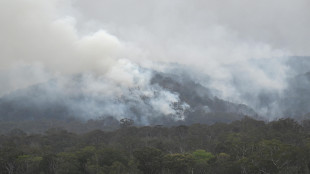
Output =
[{"x1": 73, "y1": 0, "x2": 310, "y2": 56}]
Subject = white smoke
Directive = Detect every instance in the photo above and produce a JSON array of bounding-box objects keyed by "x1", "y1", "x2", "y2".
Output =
[
  {"x1": 73, "y1": 0, "x2": 300, "y2": 106},
  {"x1": 29, "y1": 59, "x2": 188, "y2": 123},
  {"x1": 0, "y1": 0, "x2": 309, "y2": 121},
  {"x1": 0, "y1": 0, "x2": 126, "y2": 94}
]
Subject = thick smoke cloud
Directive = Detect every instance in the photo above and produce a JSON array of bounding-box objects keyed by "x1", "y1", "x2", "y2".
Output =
[
  {"x1": 0, "y1": 0, "x2": 184, "y2": 124},
  {"x1": 0, "y1": 0, "x2": 127, "y2": 94},
  {"x1": 0, "y1": 0, "x2": 309, "y2": 122},
  {"x1": 73, "y1": 0, "x2": 309, "y2": 97},
  {"x1": 73, "y1": 0, "x2": 310, "y2": 118}
]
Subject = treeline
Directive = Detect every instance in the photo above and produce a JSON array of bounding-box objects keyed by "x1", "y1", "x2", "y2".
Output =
[
  {"x1": 1, "y1": 117, "x2": 310, "y2": 174},
  {"x1": 0, "y1": 112, "x2": 251, "y2": 134}
]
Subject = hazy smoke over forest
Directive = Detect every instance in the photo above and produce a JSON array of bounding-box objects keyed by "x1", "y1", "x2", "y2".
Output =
[{"x1": 0, "y1": 0, "x2": 310, "y2": 124}]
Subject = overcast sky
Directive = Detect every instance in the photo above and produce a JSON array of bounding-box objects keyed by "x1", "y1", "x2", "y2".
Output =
[{"x1": 73, "y1": 0, "x2": 310, "y2": 56}]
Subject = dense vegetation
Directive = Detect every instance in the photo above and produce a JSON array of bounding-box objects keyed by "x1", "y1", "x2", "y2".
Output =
[{"x1": 1, "y1": 117, "x2": 310, "y2": 174}]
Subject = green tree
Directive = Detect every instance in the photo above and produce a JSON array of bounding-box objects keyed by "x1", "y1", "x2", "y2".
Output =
[
  {"x1": 163, "y1": 153, "x2": 194, "y2": 174},
  {"x1": 16, "y1": 155, "x2": 42, "y2": 174},
  {"x1": 133, "y1": 147, "x2": 163, "y2": 174},
  {"x1": 192, "y1": 149, "x2": 215, "y2": 173}
]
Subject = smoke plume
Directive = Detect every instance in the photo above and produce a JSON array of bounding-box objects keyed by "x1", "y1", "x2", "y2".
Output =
[{"x1": 0, "y1": 0, "x2": 310, "y2": 123}]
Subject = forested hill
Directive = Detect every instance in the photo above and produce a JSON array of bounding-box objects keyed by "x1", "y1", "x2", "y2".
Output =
[
  {"x1": 0, "y1": 70, "x2": 258, "y2": 128},
  {"x1": 1, "y1": 57, "x2": 310, "y2": 130},
  {"x1": 1, "y1": 117, "x2": 310, "y2": 174}
]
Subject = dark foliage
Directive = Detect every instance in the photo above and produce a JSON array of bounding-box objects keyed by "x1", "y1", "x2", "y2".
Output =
[{"x1": 0, "y1": 117, "x2": 310, "y2": 173}]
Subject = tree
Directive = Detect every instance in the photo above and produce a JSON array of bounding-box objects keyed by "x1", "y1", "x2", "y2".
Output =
[
  {"x1": 133, "y1": 147, "x2": 163, "y2": 174},
  {"x1": 163, "y1": 153, "x2": 194, "y2": 174},
  {"x1": 0, "y1": 146, "x2": 23, "y2": 174},
  {"x1": 120, "y1": 118, "x2": 134, "y2": 128},
  {"x1": 39, "y1": 153, "x2": 58, "y2": 174},
  {"x1": 16, "y1": 155, "x2": 42, "y2": 174},
  {"x1": 192, "y1": 150, "x2": 215, "y2": 173}
]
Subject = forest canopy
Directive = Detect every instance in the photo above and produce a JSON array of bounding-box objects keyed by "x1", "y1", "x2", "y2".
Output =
[{"x1": 1, "y1": 117, "x2": 310, "y2": 174}]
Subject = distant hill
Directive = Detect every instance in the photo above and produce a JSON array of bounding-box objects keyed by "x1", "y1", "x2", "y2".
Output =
[
  {"x1": 150, "y1": 72, "x2": 258, "y2": 124},
  {"x1": 0, "y1": 72, "x2": 258, "y2": 126},
  {"x1": 1, "y1": 56, "x2": 310, "y2": 128}
]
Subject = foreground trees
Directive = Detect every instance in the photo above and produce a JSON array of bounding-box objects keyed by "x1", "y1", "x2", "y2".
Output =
[{"x1": 0, "y1": 117, "x2": 310, "y2": 173}]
